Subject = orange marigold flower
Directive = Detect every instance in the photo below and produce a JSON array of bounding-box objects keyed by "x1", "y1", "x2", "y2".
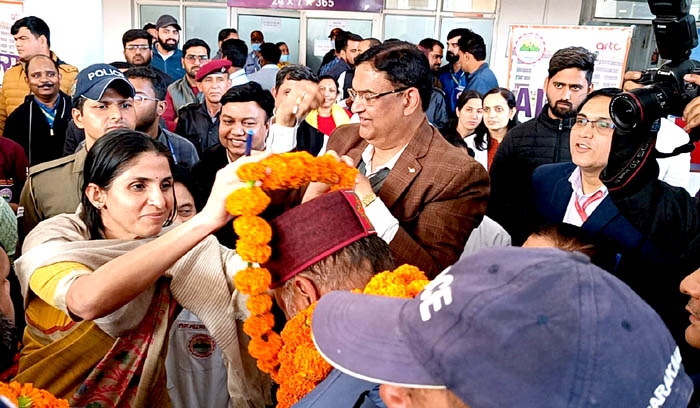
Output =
[
  {"x1": 243, "y1": 312, "x2": 275, "y2": 337},
  {"x1": 256, "y1": 355, "x2": 280, "y2": 376},
  {"x1": 233, "y1": 267, "x2": 272, "y2": 295},
  {"x1": 249, "y1": 331, "x2": 283, "y2": 361},
  {"x1": 226, "y1": 186, "x2": 271, "y2": 216},
  {"x1": 330, "y1": 166, "x2": 358, "y2": 192},
  {"x1": 0, "y1": 382, "x2": 19, "y2": 407},
  {"x1": 234, "y1": 216, "x2": 272, "y2": 245},
  {"x1": 237, "y1": 241, "x2": 272, "y2": 264},
  {"x1": 362, "y1": 265, "x2": 429, "y2": 298},
  {"x1": 247, "y1": 294, "x2": 273, "y2": 315},
  {"x1": 237, "y1": 162, "x2": 267, "y2": 182},
  {"x1": 406, "y1": 279, "x2": 430, "y2": 297}
]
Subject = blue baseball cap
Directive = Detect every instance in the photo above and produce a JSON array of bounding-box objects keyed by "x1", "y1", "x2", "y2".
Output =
[
  {"x1": 312, "y1": 247, "x2": 694, "y2": 407},
  {"x1": 72, "y1": 63, "x2": 134, "y2": 104}
]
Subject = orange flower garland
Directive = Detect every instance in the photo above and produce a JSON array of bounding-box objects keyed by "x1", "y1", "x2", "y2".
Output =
[
  {"x1": 0, "y1": 382, "x2": 69, "y2": 408},
  {"x1": 229, "y1": 152, "x2": 358, "y2": 377},
  {"x1": 227, "y1": 152, "x2": 430, "y2": 407}
]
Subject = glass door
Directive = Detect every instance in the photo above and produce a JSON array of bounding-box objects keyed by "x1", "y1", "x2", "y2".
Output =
[
  {"x1": 303, "y1": 11, "x2": 378, "y2": 72},
  {"x1": 237, "y1": 11, "x2": 301, "y2": 65}
]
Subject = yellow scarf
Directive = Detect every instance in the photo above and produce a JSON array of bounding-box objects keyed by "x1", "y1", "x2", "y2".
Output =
[{"x1": 305, "y1": 104, "x2": 350, "y2": 130}]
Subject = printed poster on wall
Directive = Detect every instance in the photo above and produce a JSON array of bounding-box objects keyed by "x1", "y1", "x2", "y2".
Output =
[
  {"x1": 506, "y1": 25, "x2": 633, "y2": 122},
  {"x1": 0, "y1": 0, "x2": 21, "y2": 85}
]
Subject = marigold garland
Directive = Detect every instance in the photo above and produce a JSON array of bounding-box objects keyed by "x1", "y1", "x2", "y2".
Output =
[
  {"x1": 226, "y1": 152, "x2": 429, "y2": 408},
  {"x1": 228, "y1": 152, "x2": 358, "y2": 379},
  {"x1": 0, "y1": 381, "x2": 69, "y2": 408}
]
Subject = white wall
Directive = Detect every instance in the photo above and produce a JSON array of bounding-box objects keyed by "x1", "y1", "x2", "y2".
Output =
[
  {"x1": 23, "y1": 0, "x2": 105, "y2": 70},
  {"x1": 102, "y1": 0, "x2": 133, "y2": 66},
  {"x1": 490, "y1": 0, "x2": 583, "y2": 85}
]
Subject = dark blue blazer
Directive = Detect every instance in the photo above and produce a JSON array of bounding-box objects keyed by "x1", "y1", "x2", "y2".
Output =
[
  {"x1": 532, "y1": 162, "x2": 647, "y2": 254},
  {"x1": 531, "y1": 163, "x2": 696, "y2": 374}
]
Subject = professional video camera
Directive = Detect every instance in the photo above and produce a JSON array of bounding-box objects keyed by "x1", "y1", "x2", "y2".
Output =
[{"x1": 609, "y1": 0, "x2": 700, "y2": 154}]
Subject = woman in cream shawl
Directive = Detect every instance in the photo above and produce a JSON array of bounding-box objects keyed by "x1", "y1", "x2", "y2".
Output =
[{"x1": 14, "y1": 129, "x2": 270, "y2": 407}]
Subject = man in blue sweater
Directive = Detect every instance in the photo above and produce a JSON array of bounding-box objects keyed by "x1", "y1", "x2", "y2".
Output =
[
  {"x1": 457, "y1": 31, "x2": 498, "y2": 95},
  {"x1": 151, "y1": 14, "x2": 185, "y2": 80}
]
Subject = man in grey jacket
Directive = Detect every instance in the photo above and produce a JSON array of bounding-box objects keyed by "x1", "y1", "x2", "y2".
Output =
[{"x1": 162, "y1": 39, "x2": 209, "y2": 131}]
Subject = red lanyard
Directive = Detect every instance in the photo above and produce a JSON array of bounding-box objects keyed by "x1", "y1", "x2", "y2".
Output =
[{"x1": 575, "y1": 190, "x2": 604, "y2": 223}]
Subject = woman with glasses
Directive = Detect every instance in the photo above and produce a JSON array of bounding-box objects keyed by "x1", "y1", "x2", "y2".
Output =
[
  {"x1": 306, "y1": 75, "x2": 351, "y2": 137},
  {"x1": 15, "y1": 130, "x2": 270, "y2": 407}
]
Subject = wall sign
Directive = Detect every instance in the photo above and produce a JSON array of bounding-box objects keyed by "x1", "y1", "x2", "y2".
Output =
[
  {"x1": 0, "y1": 1, "x2": 22, "y2": 85},
  {"x1": 228, "y1": 0, "x2": 382, "y2": 12},
  {"x1": 505, "y1": 25, "x2": 633, "y2": 122}
]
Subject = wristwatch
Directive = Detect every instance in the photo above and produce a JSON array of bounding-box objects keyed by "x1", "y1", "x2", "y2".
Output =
[{"x1": 361, "y1": 192, "x2": 377, "y2": 208}]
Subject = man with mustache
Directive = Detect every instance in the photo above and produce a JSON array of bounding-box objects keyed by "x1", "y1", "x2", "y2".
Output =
[
  {"x1": 4, "y1": 55, "x2": 72, "y2": 167},
  {"x1": 151, "y1": 15, "x2": 185, "y2": 80},
  {"x1": 175, "y1": 60, "x2": 231, "y2": 153},
  {"x1": 488, "y1": 46, "x2": 596, "y2": 245},
  {"x1": 0, "y1": 16, "x2": 77, "y2": 134}
]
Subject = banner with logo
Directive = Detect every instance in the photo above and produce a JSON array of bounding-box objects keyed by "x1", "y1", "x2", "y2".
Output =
[
  {"x1": 506, "y1": 25, "x2": 633, "y2": 122},
  {"x1": 227, "y1": 0, "x2": 382, "y2": 12}
]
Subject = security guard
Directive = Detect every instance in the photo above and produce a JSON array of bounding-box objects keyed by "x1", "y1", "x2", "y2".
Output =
[{"x1": 20, "y1": 63, "x2": 136, "y2": 235}]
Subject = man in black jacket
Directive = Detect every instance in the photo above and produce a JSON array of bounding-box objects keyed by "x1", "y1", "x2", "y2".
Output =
[
  {"x1": 604, "y1": 72, "x2": 700, "y2": 392},
  {"x1": 190, "y1": 82, "x2": 274, "y2": 247},
  {"x1": 175, "y1": 59, "x2": 231, "y2": 153},
  {"x1": 488, "y1": 46, "x2": 596, "y2": 244},
  {"x1": 4, "y1": 55, "x2": 71, "y2": 166}
]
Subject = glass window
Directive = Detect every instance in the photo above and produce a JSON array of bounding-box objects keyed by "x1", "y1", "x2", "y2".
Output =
[
  {"x1": 384, "y1": 15, "x2": 435, "y2": 45},
  {"x1": 238, "y1": 15, "x2": 301, "y2": 65},
  {"x1": 440, "y1": 17, "x2": 494, "y2": 61},
  {"x1": 185, "y1": 7, "x2": 227, "y2": 54},
  {"x1": 593, "y1": 0, "x2": 654, "y2": 19},
  {"x1": 305, "y1": 18, "x2": 372, "y2": 73},
  {"x1": 139, "y1": 5, "x2": 180, "y2": 28},
  {"x1": 443, "y1": 0, "x2": 496, "y2": 12},
  {"x1": 384, "y1": 0, "x2": 436, "y2": 11}
]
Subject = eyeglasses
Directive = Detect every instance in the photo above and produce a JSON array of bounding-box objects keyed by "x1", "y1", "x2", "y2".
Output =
[
  {"x1": 134, "y1": 94, "x2": 159, "y2": 106},
  {"x1": 184, "y1": 55, "x2": 209, "y2": 62},
  {"x1": 125, "y1": 45, "x2": 151, "y2": 51},
  {"x1": 347, "y1": 87, "x2": 410, "y2": 105},
  {"x1": 573, "y1": 117, "x2": 616, "y2": 134}
]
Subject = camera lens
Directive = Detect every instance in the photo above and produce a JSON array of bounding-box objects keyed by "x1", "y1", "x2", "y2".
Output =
[
  {"x1": 610, "y1": 85, "x2": 669, "y2": 130},
  {"x1": 610, "y1": 94, "x2": 642, "y2": 130}
]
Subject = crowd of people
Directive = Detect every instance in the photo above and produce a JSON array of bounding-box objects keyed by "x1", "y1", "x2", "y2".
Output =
[{"x1": 0, "y1": 11, "x2": 699, "y2": 408}]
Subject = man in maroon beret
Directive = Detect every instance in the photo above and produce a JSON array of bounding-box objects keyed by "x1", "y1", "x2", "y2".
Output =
[
  {"x1": 175, "y1": 59, "x2": 231, "y2": 153},
  {"x1": 265, "y1": 189, "x2": 393, "y2": 407}
]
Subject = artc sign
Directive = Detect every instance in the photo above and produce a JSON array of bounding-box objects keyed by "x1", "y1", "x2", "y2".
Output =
[
  {"x1": 506, "y1": 25, "x2": 633, "y2": 121},
  {"x1": 227, "y1": 0, "x2": 382, "y2": 12}
]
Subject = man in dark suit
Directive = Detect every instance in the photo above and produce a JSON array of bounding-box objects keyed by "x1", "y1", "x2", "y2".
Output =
[
  {"x1": 530, "y1": 87, "x2": 698, "y2": 377},
  {"x1": 305, "y1": 41, "x2": 489, "y2": 279}
]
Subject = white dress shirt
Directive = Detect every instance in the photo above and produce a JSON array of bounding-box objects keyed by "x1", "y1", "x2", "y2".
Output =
[{"x1": 562, "y1": 167, "x2": 609, "y2": 227}]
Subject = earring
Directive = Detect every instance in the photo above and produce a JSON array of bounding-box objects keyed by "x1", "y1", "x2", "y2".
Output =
[{"x1": 95, "y1": 203, "x2": 103, "y2": 210}]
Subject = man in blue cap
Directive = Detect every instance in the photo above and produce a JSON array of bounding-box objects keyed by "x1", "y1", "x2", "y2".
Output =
[
  {"x1": 312, "y1": 247, "x2": 695, "y2": 408},
  {"x1": 19, "y1": 63, "x2": 135, "y2": 235}
]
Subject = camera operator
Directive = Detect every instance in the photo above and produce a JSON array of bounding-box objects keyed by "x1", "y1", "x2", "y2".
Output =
[{"x1": 606, "y1": 72, "x2": 700, "y2": 386}]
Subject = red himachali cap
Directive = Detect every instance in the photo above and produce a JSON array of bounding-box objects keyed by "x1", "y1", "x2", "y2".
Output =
[
  {"x1": 195, "y1": 60, "x2": 232, "y2": 82},
  {"x1": 263, "y1": 190, "x2": 376, "y2": 288}
]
